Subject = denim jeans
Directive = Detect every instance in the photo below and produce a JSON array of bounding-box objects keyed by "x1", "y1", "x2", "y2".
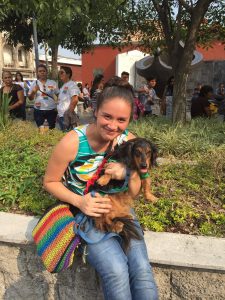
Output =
[
  {"x1": 86, "y1": 227, "x2": 158, "y2": 300},
  {"x1": 33, "y1": 108, "x2": 57, "y2": 129},
  {"x1": 58, "y1": 116, "x2": 65, "y2": 131}
]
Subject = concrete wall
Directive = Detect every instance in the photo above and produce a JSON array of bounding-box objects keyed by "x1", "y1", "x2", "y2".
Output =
[{"x1": 0, "y1": 212, "x2": 225, "y2": 300}]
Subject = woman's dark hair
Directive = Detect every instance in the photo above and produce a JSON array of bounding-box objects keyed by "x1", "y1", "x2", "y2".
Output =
[
  {"x1": 167, "y1": 76, "x2": 174, "y2": 85},
  {"x1": 96, "y1": 76, "x2": 134, "y2": 115},
  {"x1": 199, "y1": 85, "x2": 213, "y2": 97},
  {"x1": 37, "y1": 64, "x2": 47, "y2": 72},
  {"x1": 15, "y1": 71, "x2": 23, "y2": 82},
  {"x1": 147, "y1": 75, "x2": 156, "y2": 81},
  {"x1": 2, "y1": 70, "x2": 12, "y2": 79},
  {"x1": 90, "y1": 74, "x2": 104, "y2": 97},
  {"x1": 60, "y1": 66, "x2": 72, "y2": 79},
  {"x1": 77, "y1": 82, "x2": 83, "y2": 92}
]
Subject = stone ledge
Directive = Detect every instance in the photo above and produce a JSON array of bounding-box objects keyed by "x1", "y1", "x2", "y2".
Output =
[{"x1": 1, "y1": 212, "x2": 225, "y2": 272}]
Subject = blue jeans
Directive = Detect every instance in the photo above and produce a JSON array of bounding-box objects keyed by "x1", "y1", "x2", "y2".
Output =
[
  {"x1": 87, "y1": 228, "x2": 158, "y2": 300},
  {"x1": 58, "y1": 116, "x2": 65, "y2": 131},
  {"x1": 34, "y1": 108, "x2": 57, "y2": 129}
]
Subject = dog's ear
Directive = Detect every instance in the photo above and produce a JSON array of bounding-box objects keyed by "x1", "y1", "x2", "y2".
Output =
[
  {"x1": 144, "y1": 139, "x2": 158, "y2": 167},
  {"x1": 150, "y1": 143, "x2": 158, "y2": 167},
  {"x1": 118, "y1": 140, "x2": 134, "y2": 167}
]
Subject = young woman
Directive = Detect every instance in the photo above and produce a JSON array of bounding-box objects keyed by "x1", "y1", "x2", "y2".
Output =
[
  {"x1": 57, "y1": 66, "x2": 80, "y2": 131},
  {"x1": 90, "y1": 74, "x2": 104, "y2": 112},
  {"x1": 28, "y1": 64, "x2": 59, "y2": 129},
  {"x1": 43, "y1": 77, "x2": 158, "y2": 300},
  {"x1": 14, "y1": 71, "x2": 28, "y2": 120},
  {"x1": 1, "y1": 71, "x2": 25, "y2": 120}
]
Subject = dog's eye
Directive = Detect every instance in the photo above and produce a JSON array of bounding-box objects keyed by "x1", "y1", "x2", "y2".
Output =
[{"x1": 134, "y1": 150, "x2": 142, "y2": 157}]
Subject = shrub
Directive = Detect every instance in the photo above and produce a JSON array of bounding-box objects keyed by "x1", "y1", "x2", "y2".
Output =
[
  {"x1": 1, "y1": 118, "x2": 225, "y2": 237},
  {"x1": 0, "y1": 121, "x2": 63, "y2": 215}
]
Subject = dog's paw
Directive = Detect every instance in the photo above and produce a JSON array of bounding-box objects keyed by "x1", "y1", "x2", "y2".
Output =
[
  {"x1": 145, "y1": 193, "x2": 158, "y2": 203},
  {"x1": 97, "y1": 174, "x2": 111, "y2": 186}
]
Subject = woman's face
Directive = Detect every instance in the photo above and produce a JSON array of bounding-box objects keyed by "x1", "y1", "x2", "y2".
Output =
[
  {"x1": 95, "y1": 97, "x2": 131, "y2": 142},
  {"x1": 16, "y1": 73, "x2": 22, "y2": 81},
  {"x1": 37, "y1": 67, "x2": 47, "y2": 81},
  {"x1": 59, "y1": 69, "x2": 70, "y2": 82},
  {"x1": 2, "y1": 72, "x2": 13, "y2": 86}
]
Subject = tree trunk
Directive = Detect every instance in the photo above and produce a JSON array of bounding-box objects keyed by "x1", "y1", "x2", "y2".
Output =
[
  {"x1": 51, "y1": 44, "x2": 59, "y2": 80},
  {"x1": 172, "y1": 71, "x2": 189, "y2": 123}
]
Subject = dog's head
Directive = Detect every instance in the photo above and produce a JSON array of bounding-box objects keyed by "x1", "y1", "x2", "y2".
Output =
[{"x1": 116, "y1": 138, "x2": 158, "y2": 173}]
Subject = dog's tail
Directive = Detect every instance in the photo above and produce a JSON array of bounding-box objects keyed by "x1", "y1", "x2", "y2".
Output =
[{"x1": 112, "y1": 217, "x2": 143, "y2": 252}]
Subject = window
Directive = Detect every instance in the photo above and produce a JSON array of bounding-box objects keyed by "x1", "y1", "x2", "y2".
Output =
[
  {"x1": 3, "y1": 45, "x2": 13, "y2": 67},
  {"x1": 18, "y1": 49, "x2": 22, "y2": 62},
  {"x1": 18, "y1": 47, "x2": 27, "y2": 67}
]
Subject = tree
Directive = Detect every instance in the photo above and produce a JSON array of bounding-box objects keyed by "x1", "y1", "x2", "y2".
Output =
[
  {"x1": 0, "y1": 0, "x2": 98, "y2": 79},
  {"x1": 91, "y1": 0, "x2": 225, "y2": 123}
]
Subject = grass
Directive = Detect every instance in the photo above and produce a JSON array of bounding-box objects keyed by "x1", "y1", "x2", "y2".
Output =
[{"x1": 0, "y1": 117, "x2": 225, "y2": 237}]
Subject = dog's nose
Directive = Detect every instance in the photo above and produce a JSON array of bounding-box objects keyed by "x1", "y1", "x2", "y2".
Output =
[{"x1": 140, "y1": 163, "x2": 147, "y2": 169}]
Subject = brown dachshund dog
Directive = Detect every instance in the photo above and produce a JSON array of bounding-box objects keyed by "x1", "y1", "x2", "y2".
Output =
[{"x1": 90, "y1": 138, "x2": 158, "y2": 248}]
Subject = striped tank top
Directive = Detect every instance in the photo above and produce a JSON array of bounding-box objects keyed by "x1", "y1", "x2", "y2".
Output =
[{"x1": 64, "y1": 124, "x2": 129, "y2": 195}]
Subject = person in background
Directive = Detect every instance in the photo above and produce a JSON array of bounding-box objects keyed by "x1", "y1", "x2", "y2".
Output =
[
  {"x1": 43, "y1": 76, "x2": 158, "y2": 300},
  {"x1": 137, "y1": 76, "x2": 158, "y2": 116},
  {"x1": 192, "y1": 82, "x2": 202, "y2": 101},
  {"x1": 77, "y1": 82, "x2": 85, "y2": 115},
  {"x1": 28, "y1": 64, "x2": 59, "y2": 129},
  {"x1": 191, "y1": 85, "x2": 214, "y2": 118},
  {"x1": 90, "y1": 74, "x2": 104, "y2": 112},
  {"x1": 83, "y1": 83, "x2": 90, "y2": 110},
  {"x1": 216, "y1": 83, "x2": 225, "y2": 98},
  {"x1": 0, "y1": 71, "x2": 25, "y2": 120},
  {"x1": 57, "y1": 66, "x2": 80, "y2": 131},
  {"x1": 121, "y1": 71, "x2": 130, "y2": 83},
  {"x1": 162, "y1": 76, "x2": 174, "y2": 118},
  {"x1": 14, "y1": 71, "x2": 28, "y2": 120},
  {"x1": 120, "y1": 71, "x2": 143, "y2": 120}
]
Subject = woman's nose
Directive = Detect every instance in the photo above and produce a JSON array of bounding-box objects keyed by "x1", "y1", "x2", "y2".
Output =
[{"x1": 108, "y1": 120, "x2": 118, "y2": 130}]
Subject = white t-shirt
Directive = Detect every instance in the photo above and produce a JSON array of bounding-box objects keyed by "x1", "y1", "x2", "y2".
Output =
[
  {"x1": 28, "y1": 79, "x2": 59, "y2": 110},
  {"x1": 57, "y1": 80, "x2": 80, "y2": 117}
]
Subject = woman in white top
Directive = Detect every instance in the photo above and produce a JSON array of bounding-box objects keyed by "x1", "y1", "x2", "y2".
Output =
[
  {"x1": 57, "y1": 66, "x2": 80, "y2": 131},
  {"x1": 28, "y1": 64, "x2": 59, "y2": 129}
]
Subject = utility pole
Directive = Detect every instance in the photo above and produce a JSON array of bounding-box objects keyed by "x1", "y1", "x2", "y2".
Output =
[{"x1": 32, "y1": 15, "x2": 39, "y2": 71}]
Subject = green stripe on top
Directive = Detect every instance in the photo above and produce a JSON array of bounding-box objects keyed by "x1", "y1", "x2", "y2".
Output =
[{"x1": 63, "y1": 124, "x2": 129, "y2": 196}]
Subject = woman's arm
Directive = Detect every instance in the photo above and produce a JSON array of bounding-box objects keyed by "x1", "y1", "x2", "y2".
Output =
[
  {"x1": 43, "y1": 131, "x2": 111, "y2": 216},
  {"x1": 28, "y1": 83, "x2": 39, "y2": 100},
  {"x1": 69, "y1": 95, "x2": 78, "y2": 112},
  {"x1": 9, "y1": 89, "x2": 24, "y2": 110}
]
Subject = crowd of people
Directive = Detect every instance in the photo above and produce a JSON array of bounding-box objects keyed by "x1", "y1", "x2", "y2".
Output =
[
  {"x1": 1, "y1": 66, "x2": 224, "y2": 130},
  {"x1": 1, "y1": 65, "x2": 224, "y2": 299}
]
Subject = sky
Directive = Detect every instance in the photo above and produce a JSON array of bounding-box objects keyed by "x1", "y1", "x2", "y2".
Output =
[{"x1": 38, "y1": 45, "x2": 81, "y2": 59}]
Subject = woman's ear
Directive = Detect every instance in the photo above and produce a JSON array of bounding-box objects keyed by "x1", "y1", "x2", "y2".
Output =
[{"x1": 94, "y1": 110, "x2": 98, "y2": 118}]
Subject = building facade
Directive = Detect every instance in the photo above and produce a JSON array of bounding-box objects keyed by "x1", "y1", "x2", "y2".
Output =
[
  {"x1": 82, "y1": 42, "x2": 225, "y2": 96},
  {"x1": 0, "y1": 32, "x2": 35, "y2": 80}
]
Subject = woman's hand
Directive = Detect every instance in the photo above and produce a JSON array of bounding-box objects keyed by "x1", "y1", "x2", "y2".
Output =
[
  {"x1": 79, "y1": 192, "x2": 112, "y2": 217},
  {"x1": 104, "y1": 162, "x2": 126, "y2": 180}
]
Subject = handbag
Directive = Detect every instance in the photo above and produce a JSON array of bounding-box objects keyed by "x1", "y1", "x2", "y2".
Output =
[{"x1": 32, "y1": 202, "x2": 85, "y2": 273}]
